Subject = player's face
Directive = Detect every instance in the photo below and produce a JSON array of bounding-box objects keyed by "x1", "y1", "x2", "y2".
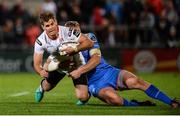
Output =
[{"x1": 43, "y1": 19, "x2": 58, "y2": 39}]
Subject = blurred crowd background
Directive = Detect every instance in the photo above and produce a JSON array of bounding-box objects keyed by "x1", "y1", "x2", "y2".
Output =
[{"x1": 0, "y1": 0, "x2": 180, "y2": 50}]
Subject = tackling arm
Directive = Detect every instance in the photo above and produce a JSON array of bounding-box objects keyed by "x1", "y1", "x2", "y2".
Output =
[
  {"x1": 69, "y1": 48, "x2": 101, "y2": 79},
  {"x1": 78, "y1": 53, "x2": 101, "y2": 74},
  {"x1": 76, "y1": 34, "x2": 94, "y2": 52}
]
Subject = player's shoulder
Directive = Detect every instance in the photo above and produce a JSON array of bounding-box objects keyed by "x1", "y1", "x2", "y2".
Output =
[
  {"x1": 35, "y1": 31, "x2": 46, "y2": 46},
  {"x1": 87, "y1": 33, "x2": 98, "y2": 42},
  {"x1": 86, "y1": 33, "x2": 100, "y2": 49}
]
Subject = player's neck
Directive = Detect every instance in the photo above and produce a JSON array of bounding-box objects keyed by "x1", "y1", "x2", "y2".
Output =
[{"x1": 48, "y1": 33, "x2": 59, "y2": 40}]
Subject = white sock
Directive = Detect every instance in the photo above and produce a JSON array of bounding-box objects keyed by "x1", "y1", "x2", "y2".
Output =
[{"x1": 39, "y1": 85, "x2": 43, "y2": 92}]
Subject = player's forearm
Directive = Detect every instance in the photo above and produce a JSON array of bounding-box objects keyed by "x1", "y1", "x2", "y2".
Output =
[
  {"x1": 77, "y1": 34, "x2": 94, "y2": 52},
  {"x1": 78, "y1": 55, "x2": 100, "y2": 74},
  {"x1": 33, "y1": 53, "x2": 44, "y2": 75},
  {"x1": 34, "y1": 64, "x2": 43, "y2": 75}
]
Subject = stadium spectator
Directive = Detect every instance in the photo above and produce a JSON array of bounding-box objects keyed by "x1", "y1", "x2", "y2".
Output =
[
  {"x1": 0, "y1": 0, "x2": 179, "y2": 48},
  {"x1": 0, "y1": 0, "x2": 10, "y2": 26},
  {"x1": 91, "y1": 1, "x2": 109, "y2": 44},
  {"x1": 69, "y1": 0, "x2": 82, "y2": 23},
  {"x1": 167, "y1": 25, "x2": 179, "y2": 47},
  {"x1": 165, "y1": 0, "x2": 178, "y2": 24},
  {"x1": 155, "y1": 10, "x2": 171, "y2": 47},
  {"x1": 0, "y1": 26, "x2": 3, "y2": 44},
  {"x1": 10, "y1": 0, "x2": 31, "y2": 25},
  {"x1": 25, "y1": 18, "x2": 41, "y2": 47},
  {"x1": 105, "y1": 24, "x2": 116, "y2": 47},
  {"x1": 123, "y1": 0, "x2": 143, "y2": 23},
  {"x1": 13, "y1": 17, "x2": 25, "y2": 44},
  {"x1": 105, "y1": 0, "x2": 123, "y2": 24},
  {"x1": 80, "y1": 0, "x2": 95, "y2": 24},
  {"x1": 146, "y1": 0, "x2": 164, "y2": 16},
  {"x1": 65, "y1": 21, "x2": 180, "y2": 108},
  {"x1": 56, "y1": 0, "x2": 71, "y2": 25},
  {"x1": 2, "y1": 19, "x2": 15, "y2": 44},
  {"x1": 126, "y1": 11, "x2": 139, "y2": 47},
  {"x1": 172, "y1": 0, "x2": 180, "y2": 15},
  {"x1": 40, "y1": 0, "x2": 57, "y2": 15},
  {"x1": 139, "y1": 8, "x2": 155, "y2": 46}
]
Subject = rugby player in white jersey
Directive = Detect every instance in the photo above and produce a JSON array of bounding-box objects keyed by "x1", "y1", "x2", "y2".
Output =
[{"x1": 33, "y1": 12, "x2": 93, "y2": 103}]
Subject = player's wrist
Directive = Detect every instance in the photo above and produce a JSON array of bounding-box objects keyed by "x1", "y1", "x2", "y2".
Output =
[
  {"x1": 35, "y1": 66, "x2": 43, "y2": 75},
  {"x1": 78, "y1": 67, "x2": 85, "y2": 74}
]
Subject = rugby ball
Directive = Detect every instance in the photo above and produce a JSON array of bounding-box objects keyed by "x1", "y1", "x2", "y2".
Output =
[
  {"x1": 58, "y1": 42, "x2": 78, "y2": 56},
  {"x1": 48, "y1": 59, "x2": 60, "y2": 72}
]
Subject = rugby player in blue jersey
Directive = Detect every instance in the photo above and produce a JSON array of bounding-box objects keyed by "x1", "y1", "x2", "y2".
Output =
[{"x1": 65, "y1": 21, "x2": 180, "y2": 108}]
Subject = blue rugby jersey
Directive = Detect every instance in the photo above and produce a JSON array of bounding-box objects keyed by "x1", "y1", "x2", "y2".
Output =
[{"x1": 81, "y1": 33, "x2": 120, "y2": 88}]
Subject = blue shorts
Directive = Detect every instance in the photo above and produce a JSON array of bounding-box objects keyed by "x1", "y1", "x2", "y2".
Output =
[{"x1": 88, "y1": 67, "x2": 120, "y2": 97}]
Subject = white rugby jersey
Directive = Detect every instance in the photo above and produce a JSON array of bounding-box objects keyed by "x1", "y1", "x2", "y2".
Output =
[
  {"x1": 34, "y1": 25, "x2": 85, "y2": 72},
  {"x1": 34, "y1": 26, "x2": 80, "y2": 54}
]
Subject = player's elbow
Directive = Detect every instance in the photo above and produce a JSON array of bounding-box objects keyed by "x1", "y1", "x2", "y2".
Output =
[
  {"x1": 95, "y1": 57, "x2": 101, "y2": 66},
  {"x1": 92, "y1": 55, "x2": 101, "y2": 65}
]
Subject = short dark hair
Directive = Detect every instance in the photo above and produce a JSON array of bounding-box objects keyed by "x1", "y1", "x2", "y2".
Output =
[{"x1": 39, "y1": 12, "x2": 55, "y2": 25}]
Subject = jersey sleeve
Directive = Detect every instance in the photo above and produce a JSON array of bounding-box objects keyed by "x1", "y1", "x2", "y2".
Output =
[
  {"x1": 34, "y1": 38, "x2": 44, "y2": 54},
  {"x1": 89, "y1": 48, "x2": 101, "y2": 56},
  {"x1": 88, "y1": 33, "x2": 100, "y2": 49},
  {"x1": 88, "y1": 33, "x2": 101, "y2": 56}
]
